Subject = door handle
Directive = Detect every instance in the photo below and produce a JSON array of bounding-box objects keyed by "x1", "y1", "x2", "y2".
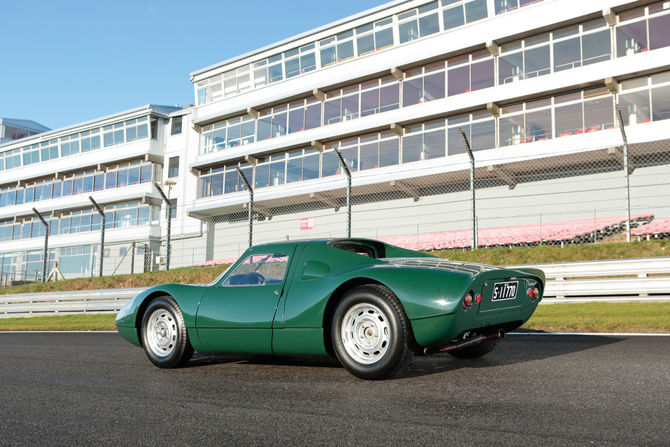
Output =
[{"x1": 274, "y1": 290, "x2": 279, "y2": 295}]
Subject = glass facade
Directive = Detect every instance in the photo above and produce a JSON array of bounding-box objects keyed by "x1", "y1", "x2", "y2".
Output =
[
  {"x1": 196, "y1": 71, "x2": 670, "y2": 200},
  {"x1": 616, "y1": 3, "x2": 670, "y2": 57},
  {"x1": 195, "y1": 0, "x2": 512, "y2": 105},
  {"x1": 0, "y1": 116, "x2": 150, "y2": 173},
  {"x1": 194, "y1": 1, "x2": 670, "y2": 122},
  {"x1": 499, "y1": 88, "x2": 615, "y2": 146},
  {"x1": 0, "y1": 201, "x2": 158, "y2": 243},
  {"x1": 499, "y1": 18, "x2": 610, "y2": 84},
  {"x1": 0, "y1": 161, "x2": 153, "y2": 209},
  {"x1": 195, "y1": 4, "x2": 670, "y2": 160},
  {"x1": 618, "y1": 72, "x2": 670, "y2": 125}
]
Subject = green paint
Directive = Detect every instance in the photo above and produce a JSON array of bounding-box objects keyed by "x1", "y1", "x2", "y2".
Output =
[{"x1": 115, "y1": 238, "x2": 544, "y2": 355}]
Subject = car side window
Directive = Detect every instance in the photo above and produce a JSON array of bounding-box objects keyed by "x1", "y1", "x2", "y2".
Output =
[{"x1": 222, "y1": 253, "x2": 289, "y2": 286}]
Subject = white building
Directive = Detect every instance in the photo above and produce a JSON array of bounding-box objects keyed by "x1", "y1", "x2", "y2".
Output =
[
  {"x1": 185, "y1": 0, "x2": 670, "y2": 260},
  {"x1": 2, "y1": 0, "x2": 670, "y2": 281},
  {"x1": 0, "y1": 119, "x2": 50, "y2": 145},
  {"x1": 0, "y1": 105, "x2": 202, "y2": 282}
]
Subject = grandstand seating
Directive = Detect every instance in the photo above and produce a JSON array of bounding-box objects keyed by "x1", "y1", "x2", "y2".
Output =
[
  {"x1": 196, "y1": 256, "x2": 240, "y2": 267},
  {"x1": 377, "y1": 214, "x2": 653, "y2": 251},
  {"x1": 633, "y1": 216, "x2": 670, "y2": 238},
  {"x1": 195, "y1": 214, "x2": 654, "y2": 266}
]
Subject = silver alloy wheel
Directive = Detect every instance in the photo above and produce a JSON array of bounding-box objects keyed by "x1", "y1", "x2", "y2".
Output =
[
  {"x1": 341, "y1": 303, "x2": 391, "y2": 365},
  {"x1": 144, "y1": 308, "x2": 178, "y2": 358}
]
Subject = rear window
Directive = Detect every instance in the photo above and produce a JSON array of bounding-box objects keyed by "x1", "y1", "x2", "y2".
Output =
[{"x1": 329, "y1": 242, "x2": 379, "y2": 258}]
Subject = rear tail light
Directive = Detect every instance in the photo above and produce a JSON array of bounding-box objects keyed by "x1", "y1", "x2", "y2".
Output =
[
  {"x1": 463, "y1": 293, "x2": 473, "y2": 309},
  {"x1": 532, "y1": 286, "x2": 540, "y2": 300}
]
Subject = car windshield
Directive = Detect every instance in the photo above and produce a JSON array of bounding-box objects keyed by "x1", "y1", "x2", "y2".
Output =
[
  {"x1": 222, "y1": 253, "x2": 289, "y2": 286},
  {"x1": 209, "y1": 265, "x2": 232, "y2": 286}
]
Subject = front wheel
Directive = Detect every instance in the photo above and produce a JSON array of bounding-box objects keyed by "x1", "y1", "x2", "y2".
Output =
[
  {"x1": 141, "y1": 296, "x2": 194, "y2": 368},
  {"x1": 332, "y1": 285, "x2": 413, "y2": 380}
]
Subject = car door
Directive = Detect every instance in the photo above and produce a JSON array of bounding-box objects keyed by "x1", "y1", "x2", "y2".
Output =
[{"x1": 196, "y1": 246, "x2": 296, "y2": 354}]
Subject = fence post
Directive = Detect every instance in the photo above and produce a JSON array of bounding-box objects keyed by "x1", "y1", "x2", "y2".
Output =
[
  {"x1": 154, "y1": 184, "x2": 172, "y2": 270},
  {"x1": 89, "y1": 197, "x2": 106, "y2": 277},
  {"x1": 616, "y1": 107, "x2": 632, "y2": 243},
  {"x1": 237, "y1": 167, "x2": 254, "y2": 248},
  {"x1": 334, "y1": 148, "x2": 352, "y2": 238},
  {"x1": 131, "y1": 241, "x2": 135, "y2": 274},
  {"x1": 144, "y1": 244, "x2": 150, "y2": 273},
  {"x1": 32, "y1": 208, "x2": 50, "y2": 283},
  {"x1": 459, "y1": 128, "x2": 477, "y2": 250}
]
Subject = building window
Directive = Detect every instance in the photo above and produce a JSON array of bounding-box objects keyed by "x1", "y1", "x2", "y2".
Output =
[
  {"x1": 61, "y1": 134, "x2": 81, "y2": 157},
  {"x1": 81, "y1": 129, "x2": 101, "y2": 152},
  {"x1": 618, "y1": 72, "x2": 670, "y2": 125},
  {"x1": 319, "y1": 31, "x2": 356, "y2": 68},
  {"x1": 151, "y1": 118, "x2": 158, "y2": 139},
  {"x1": 22, "y1": 144, "x2": 41, "y2": 166},
  {"x1": 0, "y1": 161, "x2": 153, "y2": 209},
  {"x1": 284, "y1": 44, "x2": 317, "y2": 79},
  {"x1": 103, "y1": 123, "x2": 125, "y2": 147},
  {"x1": 171, "y1": 116, "x2": 183, "y2": 135},
  {"x1": 398, "y1": 2, "x2": 440, "y2": 45},
  {"x1": 168, "y1": 157, "x2": 180, "y2": 178},
  {"x1": 168, "y1": 199, "x2": 177, "y2": 219},
  {"x1": 41, "y1": 140, "x2": 59, "y2": 161},
  {"x1": 126, "y1": 117, "x2": 149, "y2": 142},
  {"x1": 200, "y1": 115, "x2": 256, "y2": 154},
  {"x1": 616, "y1": 3, "x2": 670, "y2": 57}
]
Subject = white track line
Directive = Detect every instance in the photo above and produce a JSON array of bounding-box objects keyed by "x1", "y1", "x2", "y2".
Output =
[
  {"x1": 0, "y1": 331, "x2": 118, "y2": 333},
  {"x1": 509, "y1": 332, "x2": 670, "y2": 336}
]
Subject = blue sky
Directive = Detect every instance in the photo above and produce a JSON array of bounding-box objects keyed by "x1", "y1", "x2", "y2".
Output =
[{"x1": 0, "y1": 0, "x2": 384, "y2": 131}]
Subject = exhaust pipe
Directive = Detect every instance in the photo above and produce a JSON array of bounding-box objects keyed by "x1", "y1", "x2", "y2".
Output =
[{"x1": 423, "y1": 329, "x2": 506, "y2": 356}]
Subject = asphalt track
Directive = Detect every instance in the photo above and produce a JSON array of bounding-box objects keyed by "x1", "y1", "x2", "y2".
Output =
[{"x1": 0, "y1": 333, "x2": 668, "y2": 447}]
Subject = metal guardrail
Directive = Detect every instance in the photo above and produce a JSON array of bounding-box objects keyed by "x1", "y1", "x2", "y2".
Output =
[
  {"x1": 0, "y1": 288, "x2": 148, "y2": 318},
  {"x1": 543, "y1": 277, "x2": 670, "y2": 299},
  {"x1": 506, "y1": 257, "x2": 670, "y2": 299},
  {"x1": 506, "y1": 257, "x2": 670, "y2": 279},
  {"x1": 2, "y1": 257, "x2": 670, "y2": 318}
]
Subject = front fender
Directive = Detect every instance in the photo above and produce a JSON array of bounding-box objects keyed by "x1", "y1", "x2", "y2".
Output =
[{"x1": 115, "y1": 283, "x2": 209, "y2": 347}]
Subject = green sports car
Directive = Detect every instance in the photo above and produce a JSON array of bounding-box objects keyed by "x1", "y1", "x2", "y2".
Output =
[{"x1": 115, "y1": 238, "x2": 544, "y2": 380}]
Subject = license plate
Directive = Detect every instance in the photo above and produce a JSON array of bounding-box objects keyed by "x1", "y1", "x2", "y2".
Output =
[{"x1": 492, "y1": 281, "x2": 518, "y2": 301}]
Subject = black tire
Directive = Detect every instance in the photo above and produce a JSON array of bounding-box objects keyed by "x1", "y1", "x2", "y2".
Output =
[
  {"x1": 448, "y1": 339, "x2": 500, "y2": 359},
  {"x1": 141, "y1": 296, "x2": 194, "y2": 368},
  {"x1": 331, "y1": 285, "x2": 413, "y2": 380}
]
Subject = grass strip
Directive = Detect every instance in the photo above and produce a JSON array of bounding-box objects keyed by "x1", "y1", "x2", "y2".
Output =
[
  {"x1": 1, "y1": 302, "x2": 667, "y2": 333},
  {"x1": 0, "y1": 264, "x2": 230, "y2": 296},
  {"x1": 0, "y1": 314, "x2": 117, "y2": 331},
  {"x1": 521, "y1": 302, "x2": 670, "y2": 333},
  {"x1": 2, "y1": 241, "x2": 669, "y2": 297},
  {"x1": 432, "y1": 240, "x2": 670, "y2": 266}
]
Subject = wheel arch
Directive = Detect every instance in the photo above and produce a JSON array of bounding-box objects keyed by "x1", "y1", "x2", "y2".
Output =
[
  {"x1": 321, "y1": 277, "x2": 418, "y2": 357},
  {"x1": 135, "y1": 291, "x2": 176, "y2": 346}
]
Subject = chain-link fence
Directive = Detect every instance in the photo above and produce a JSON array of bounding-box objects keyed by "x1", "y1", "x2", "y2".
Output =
[
  {"x1": 164, "y1": 136, "x2": 669, "y2": 269},
  {"x1": 2, "y1": 135, "x2": 668, "y2": 285}
]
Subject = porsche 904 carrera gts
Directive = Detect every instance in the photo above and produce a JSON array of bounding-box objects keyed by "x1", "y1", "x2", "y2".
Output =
[{"x1": 116, "y1": 238, "x2": 544, "y2": 380}]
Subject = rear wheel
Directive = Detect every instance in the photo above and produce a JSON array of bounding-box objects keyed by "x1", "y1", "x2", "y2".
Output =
[
  {"x1": 448, "y1": 339, "x2": 500, "y2": 359},
  {"x1": 332, "y1": 285, "x2": 413, "y2": 380},
  {"x1": 141, "y1": 296, "x2": 194, "y2": 368}
]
